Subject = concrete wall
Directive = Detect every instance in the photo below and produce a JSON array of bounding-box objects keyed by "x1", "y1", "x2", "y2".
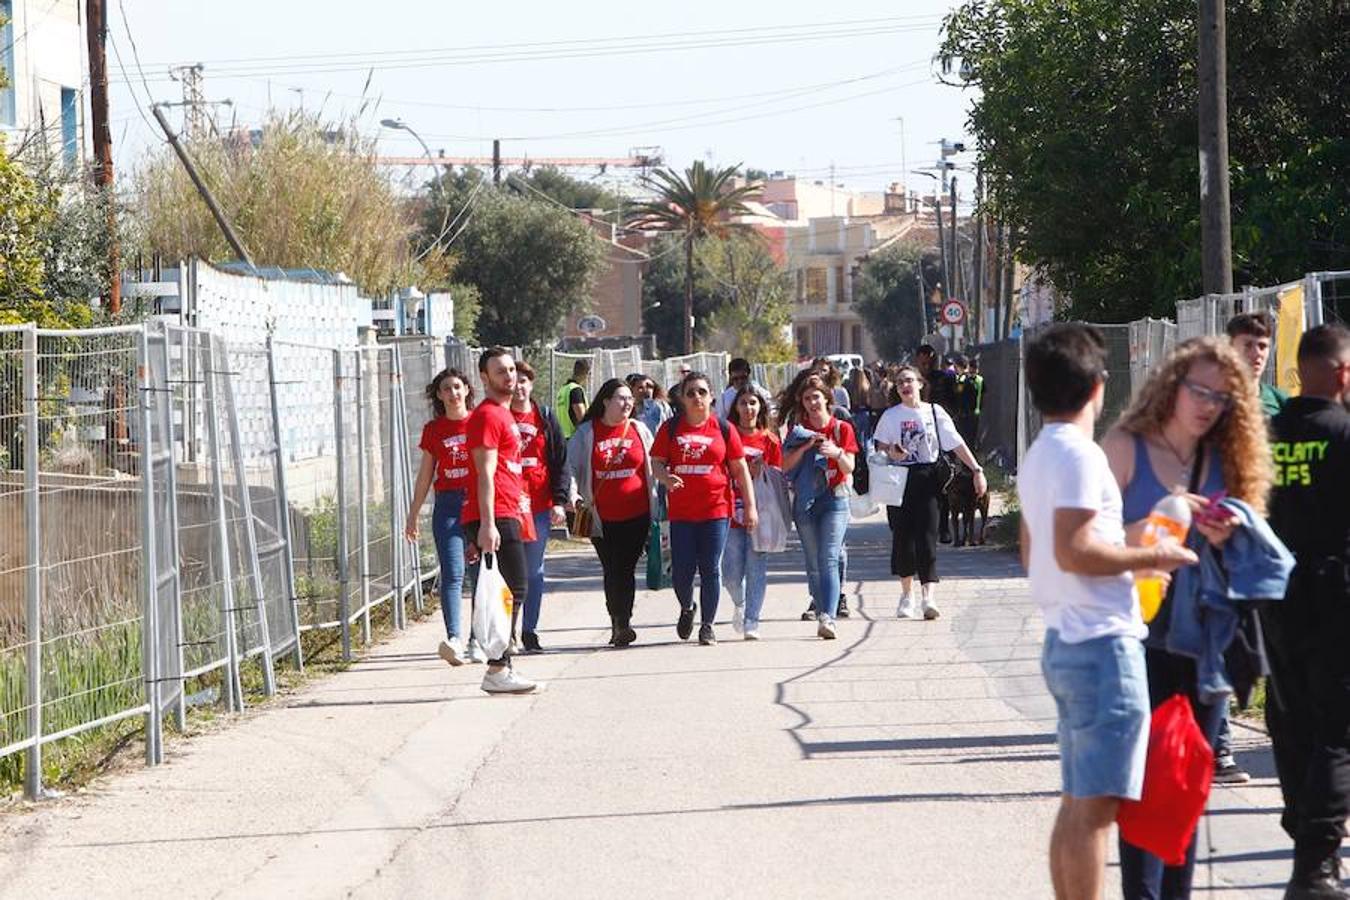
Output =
[{"x1": 0, "y1": 0, "x2": 85, "y2": 157}]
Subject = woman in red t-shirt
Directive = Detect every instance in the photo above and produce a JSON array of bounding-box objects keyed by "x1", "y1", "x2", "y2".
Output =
[
  {"x1": 724, "y1": 386, "x2": 783, "y2": 640},
  {"x1": 650, "y1": 372, "x2": 758, "y2": 646},
  {"x1": 406, "y1": 368, "x2": 475, "y2": 665},
  {"x1": 781, "y1": 374, "x2": 859, "y2": 640},
  {"x1": 565, "y1": 378, "x2": 657, "y2": 648}
]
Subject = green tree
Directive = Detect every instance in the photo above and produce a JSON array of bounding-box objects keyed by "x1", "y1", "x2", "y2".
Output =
[
  {"x1": 940, "y1": 0, "x2": 1350, "y2": 321},
  {"x1": 626, "y1": 162, "x2": 762, "y2": 353},
  {"x1": 0, "y1": 139, "x2": 97, "y2": 327},
  {"x1": 509, "y1": 166, "x2": 618, "y2": 213},
  {"x1": 697, "y1": 234, "x2": 794, "y2": 361},
  {"x1": 439, "y1": 188, "x2": 607, "y2": 346},
  {"x1": 854, "y1": 241, "x2": 935, "y2": 361},
  {"x1": 642, "y1": 236, "x2": 721, "y2": 356},
  {"x1": 133, "y1": 110, "x2": 417, "y2": 295}
]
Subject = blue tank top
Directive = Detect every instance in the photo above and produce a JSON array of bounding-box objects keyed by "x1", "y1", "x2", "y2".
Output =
[{"x1": 1120, "y1": 434, "x2": 1225, "y2": 524}]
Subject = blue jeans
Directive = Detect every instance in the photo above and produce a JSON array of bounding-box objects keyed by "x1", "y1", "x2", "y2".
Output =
[
  {"x1": 794, "y1": 494, "x2": 850, "y2": 619},
  {"x1": 431, "y1": 490, "x2": 467, "y2": 639},
  {"x1": 522, "y1": 509, "x2": 551, "y2": 634},
  {"x1": 670, "y1": 518, "x2": 729, "y2": 625},
  {"x1": 722, "y1": 525, "x2": 767, "y2": 628}
]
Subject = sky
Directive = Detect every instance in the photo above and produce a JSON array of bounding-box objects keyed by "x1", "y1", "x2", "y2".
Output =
[{"x1": 106, "y1": 0, "x2": 979, "y2": 199}]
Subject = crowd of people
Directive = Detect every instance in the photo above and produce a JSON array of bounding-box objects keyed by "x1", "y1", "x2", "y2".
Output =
[
  {"x1": 407, "y1": 348, "x2": 988, "y2": 690},
  {"x1": 404, "y1": 318, "x2": 1350, "y2": 899},
  {"x1": 1020, "y1": 317, "x2": 1350, "y2": 900}
]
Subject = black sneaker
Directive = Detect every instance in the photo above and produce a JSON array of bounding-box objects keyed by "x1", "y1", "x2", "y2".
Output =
[
  {"x1": 521, "y1": 631, "x2": 542, "y2": 653},
  {"x1": 1213, "y1": 756, "x2": 1250, "y2": 785},
  {"x1": 614, "y1": 624, "x2": 637, "y2": 647},
  {"x1": 939, "y1": 530, "x2": 953, "y2": 545},
  {"x1": 837, "y1": 596, "x2": 850, "y2": 618},
  {"x1": 800, "y1": 605, "x2": 816, "y2": 621},
  {"x1": 698, "y1": 623, "x2": 717, "y2": 646},
  {"x1": 677, "y1": 605, "x2": 696, "y2": 640}
]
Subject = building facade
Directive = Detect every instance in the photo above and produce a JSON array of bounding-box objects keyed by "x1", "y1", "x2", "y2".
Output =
[{"x1": 0, "y1": 0, "x2": 86, "y2": 166}]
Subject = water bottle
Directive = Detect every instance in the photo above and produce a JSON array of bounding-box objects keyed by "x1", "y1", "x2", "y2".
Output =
[{"x1": 1135, "y1": 494, "x2": 1192, "y2": 622}]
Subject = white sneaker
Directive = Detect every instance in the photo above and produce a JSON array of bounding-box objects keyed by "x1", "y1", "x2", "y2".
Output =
[
  {"x1": 466, "y1": 638, "x2": 485, "y2": 664},
  {"x1": 481, "y1": 667, "x2": 538, "y2": 694},
  {"x1": 816, "y1": 615, "x2": 836, "y2": 640},
  {"x1": 732, "y1": 604, "x2": 745, "y2": 634},
  {"x1": 921, "y1": 584, "x2": 940, "y2": 620},
  {"x1": 896, "y1": 593, "x2": 917, "y2": 619},
  {"x1": 437, "y1": 638, "x2": 465, "y2": 667},
  {"x1": 743, "y1": 627, "x2": 760, "y2": 641}
]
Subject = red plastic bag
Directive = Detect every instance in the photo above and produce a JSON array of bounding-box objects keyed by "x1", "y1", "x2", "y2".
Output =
[{"x1": 1116, "y1": 694, "x2": 1215, "y2": 866}]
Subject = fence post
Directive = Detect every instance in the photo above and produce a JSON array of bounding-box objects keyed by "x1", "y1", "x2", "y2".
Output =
[
  {"x1": 354, "y1": 350, "x2": 375, "y2": 638},
  {"x1": 1305, "y1": 273, "x2": 1324, "y2": 328},
  {"x1": 203, "y1": 335, "x2": 245, "y2": 712},
  {"x1": 155, "y1": 328, "x2": 188, "y2": 729},
  {"x1": 392, "y1": 346, "x2": 423, "y2": 612},
  {"x1": 220, "y1": 338, "x2": 277, "y2": 694},
  {"x1": 333, "y1": 350, "x2": 353, "y2": 662},
  {"x1": 266, "y1": 337, "x2": 304, "y2": 672},
  {"x1": 136, "y1": 326, "x2": 164, "y2": 765},
  {"x1": 22, "y1": 326, "x2": 42, "y2": 800}
]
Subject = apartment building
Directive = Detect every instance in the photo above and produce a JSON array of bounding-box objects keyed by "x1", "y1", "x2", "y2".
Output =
[{"x1": 0, "y1": 0, "x2": 87, "y2": 166}]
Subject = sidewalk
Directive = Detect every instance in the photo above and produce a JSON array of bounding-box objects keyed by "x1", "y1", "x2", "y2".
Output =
[{"x1": 0, "y1": 515, "x2": 1300, "y2": 898}]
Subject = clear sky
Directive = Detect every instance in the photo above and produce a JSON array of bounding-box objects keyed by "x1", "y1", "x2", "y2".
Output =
[{"x1": 106, "y1": 0, "x2": 978, "y2": 197}]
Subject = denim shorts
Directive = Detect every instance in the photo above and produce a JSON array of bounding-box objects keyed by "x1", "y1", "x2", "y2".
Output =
[{"x1": 1041, "y1": 629, "x2": 1150, "y2": 800}]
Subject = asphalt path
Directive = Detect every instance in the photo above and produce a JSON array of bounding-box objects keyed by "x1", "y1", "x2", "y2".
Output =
[{"x1": 0, "y1": 514, "x2": 1304, "y2": 898}]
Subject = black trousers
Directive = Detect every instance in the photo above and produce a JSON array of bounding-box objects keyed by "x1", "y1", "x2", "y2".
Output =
[
  {"x1": 887, "y1": 465, "x2": 940, "y2": 584},
  {"x1": 1261, "y1": 559, "x2": 1350, "y2": 867},
  {"x1": 465, "y1": 517, "x2": 527, "y2": 666},
  {"x1": 591, "y1": 513, "x2": 650, "y2": 628}
]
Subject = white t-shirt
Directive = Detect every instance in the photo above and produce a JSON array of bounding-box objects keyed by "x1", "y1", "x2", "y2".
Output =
[
  {"x1": 1018, "y1": 422, "x2": 1144, "y2": 644},
  {"x1": 872, "y1": 402, "x2": 963, "y2": 464}
]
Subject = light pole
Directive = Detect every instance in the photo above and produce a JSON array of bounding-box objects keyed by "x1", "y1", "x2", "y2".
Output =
[
  {"x1": 912, "y1": 170, "x2": 950, "y2": 328},
  {"x1": 380, "y1": 117, "x2": 432, "y2": 159}
]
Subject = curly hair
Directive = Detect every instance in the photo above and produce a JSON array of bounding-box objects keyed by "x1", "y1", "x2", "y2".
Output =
[{"x1": 1115, "y1": 337, "x2": 1272, "y2": 513}]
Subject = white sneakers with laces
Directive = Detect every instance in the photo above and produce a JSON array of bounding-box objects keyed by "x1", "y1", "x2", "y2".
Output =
[
  {"x1": 437, "y1": 638, "x2": 465, "y2": 667},
  {"x1": 732, "y1": 604, "x2": 745, "y2": 635},
  {"x1": 921, "y1": 583, "x2": 940, "y2": 620},
  {"x1": 816, "y1": 615, "x2": 836, "y2": 640},
  {"x1": 896, "y1": 592, "x2": 918, "y2": 619},
  {"x1": 481, "y1": 666, "x2": 538, "y2": 694}
]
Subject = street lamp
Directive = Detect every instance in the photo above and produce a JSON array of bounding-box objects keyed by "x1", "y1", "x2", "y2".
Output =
[{"x1": 379, "y1": 117, "x2": 432, "y2": 159}]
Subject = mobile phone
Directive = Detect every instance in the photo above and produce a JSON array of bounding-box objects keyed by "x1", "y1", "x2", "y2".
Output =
[{"x1": 1194, "y1": 491, "x2": 1229, "y2": 525}]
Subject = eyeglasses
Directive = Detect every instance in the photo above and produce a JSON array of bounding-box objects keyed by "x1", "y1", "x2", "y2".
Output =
[
  {"x1": 1182, "y1": 379, "x2": 1232, "y2": 410},
  {"x1": 612, "y1": 394, "x2": 634, "y2": 404},
  {"x1": 684, "y1": 387, "x2": 710, "y2": 398}
]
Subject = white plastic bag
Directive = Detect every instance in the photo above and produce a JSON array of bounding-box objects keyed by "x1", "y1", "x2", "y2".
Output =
[
  {"x1": 472, "y1": 554, "x2": 514, "y2": 660},
  {"x1": 848, "y1": 489, "x2": 879, "y2": 519},
  {"x1": 750, "y1": 467, "x2": 789, "y2": 553},
  {"x1": 868, "y1": 452, "x2": 910, "y2": 508}
]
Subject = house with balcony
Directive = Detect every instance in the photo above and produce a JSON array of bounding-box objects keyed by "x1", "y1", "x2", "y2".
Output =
[{"x1": 0, "y1": 0, "x2": 86, "y2": 166}]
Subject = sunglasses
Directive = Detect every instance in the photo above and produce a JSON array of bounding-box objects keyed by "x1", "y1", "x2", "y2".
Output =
[{"x1": 1181, "y1": 379, "x2": 1232, "y2": 410}]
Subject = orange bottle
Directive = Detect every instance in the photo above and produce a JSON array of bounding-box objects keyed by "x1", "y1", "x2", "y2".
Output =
[{"x1": 1135, "y1": 494, "x2": 1192, "y2": 622}]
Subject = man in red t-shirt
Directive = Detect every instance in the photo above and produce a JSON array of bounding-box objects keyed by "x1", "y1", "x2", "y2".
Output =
[{"x1": 464, "y1": 347, "x2": 537, "y2": 694}]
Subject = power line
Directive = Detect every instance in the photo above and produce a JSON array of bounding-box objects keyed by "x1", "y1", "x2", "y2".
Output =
[
  {"x1": 114, "y1": 20, "x2": 941, "y2": 83},
  {"x1": 137, "y1": 15, "x2": 942, "y2": 70}
]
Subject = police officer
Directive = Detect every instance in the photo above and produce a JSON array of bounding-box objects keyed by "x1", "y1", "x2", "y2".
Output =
[{"x1": 1262, "y1": 324, "x2": 1350, "y2": 900}]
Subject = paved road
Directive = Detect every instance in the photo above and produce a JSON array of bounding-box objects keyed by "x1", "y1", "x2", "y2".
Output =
[{"x1": 0, "y1": 515, "x2": 1301, "y2": 898}]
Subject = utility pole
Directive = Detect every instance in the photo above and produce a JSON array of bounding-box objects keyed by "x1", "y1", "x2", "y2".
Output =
[
  {"x1": 86, "y1": 0, "x2": 119, "y2": 314},
  {"x1": 492, "y1": 139, "x2": 502, "y2": 185},
  {"x1": 933, "y1": 195, "x2": 950, "y2": 330},
  {"x1": 972, "y1": 168, "x2": 984, "y2": 344},
  {"x1": 1198, "y1": 0, "x2": 1233, "y2": 294},
  {"x1": 152, "y1": 105, "x2": 255, "y2": 267},
  {"x1": 1003, "y1": 226, "x2": 1017, "y2": 340},
  {"x1": 170, "y1": 64, "x2": 207, "y2": 139},
  {"x1": 950, "y1": 176, "x2": 962, "y2": 312},
  {"x1": 992, "y1": 220, "x2": 1005, "y2": 341}
]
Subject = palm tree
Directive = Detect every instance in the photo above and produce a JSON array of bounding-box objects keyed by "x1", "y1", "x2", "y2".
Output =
[{"x1": 626, "y1": 162, "x2": 762, "y2": 354}]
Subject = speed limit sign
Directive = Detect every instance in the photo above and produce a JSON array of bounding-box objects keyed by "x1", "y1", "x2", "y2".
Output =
[{"x1": 940, "y1": 299, "x2": 966, "y2": 326}]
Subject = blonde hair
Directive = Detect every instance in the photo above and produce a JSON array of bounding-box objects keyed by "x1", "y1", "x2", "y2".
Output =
[{"x1": 1115, "y1": 337, "x2": 1272, "y2": 513}]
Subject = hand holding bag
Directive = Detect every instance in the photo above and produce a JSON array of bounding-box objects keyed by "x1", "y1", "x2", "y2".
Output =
[
  {"x1": 750, "y1": 466, "x2": 789, "y2": 553},
  {"x1": 471, "y1": 554, "x2": 514, "y2": 660},
  {"x1": 1116, "y1": 694, "x2": 1214, "y2": 865}
]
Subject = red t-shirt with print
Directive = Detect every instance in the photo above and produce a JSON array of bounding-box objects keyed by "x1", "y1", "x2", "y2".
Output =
[
  {"x1": 650, "y1": 417, "x2": 745, "y2": 522},
  {"x1": 731, "y1": 429, "x2": 782, "y2": 528},
  {"x1": 462, "y1": 399, "x2": 525, "y2": 527},
  {"x1": 802, "y1": 417, "x2": 860, "y2": 489},
  {"x1": 419, "y1": 416, "x2": 470, "y2": 492},
  {"x1": 512, "y1": 404, "x2": 553, "y2": 515},
  {"x1": 590, "y1": 419, "x2": 649, "y2": 522}
]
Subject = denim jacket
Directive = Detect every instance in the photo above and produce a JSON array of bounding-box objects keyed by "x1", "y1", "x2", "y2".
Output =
[
  {"x1": 783, "y1": 425, "x2": 832, "y2": 516},
  {"x1": 1164, "y1": 497, "x2": 1295, "y2": 704}
]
